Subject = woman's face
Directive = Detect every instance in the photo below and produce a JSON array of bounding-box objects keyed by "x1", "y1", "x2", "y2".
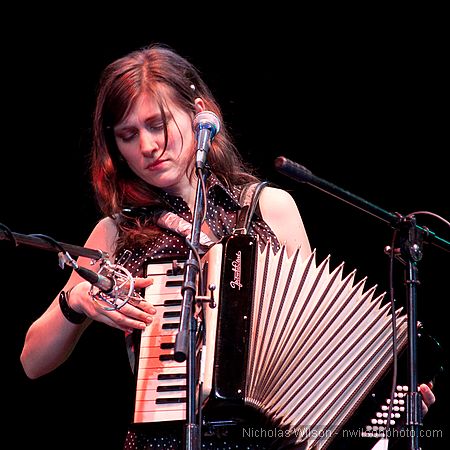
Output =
[{"x1": 113, "y1": 87, "x2": 201, "y2": 196}]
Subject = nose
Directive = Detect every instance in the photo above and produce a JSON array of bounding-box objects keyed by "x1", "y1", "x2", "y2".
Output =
[{"x1": 139, "y1": 129, "x2": 159, "y2": 156}]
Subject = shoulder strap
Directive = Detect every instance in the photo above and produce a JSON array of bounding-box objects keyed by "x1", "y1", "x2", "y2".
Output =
[{"x1": 234, "y1": 181, "x2": 270, "y2": 234}]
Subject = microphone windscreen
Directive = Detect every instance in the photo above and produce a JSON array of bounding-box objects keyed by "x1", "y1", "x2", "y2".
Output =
[{"x1": 193, "y1": 111, "x2": 221, "y2": 138}]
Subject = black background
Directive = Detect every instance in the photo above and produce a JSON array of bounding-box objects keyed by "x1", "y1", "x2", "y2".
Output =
[{"x1": 1, "y1": 9, "x2": 448, "y2": 449}]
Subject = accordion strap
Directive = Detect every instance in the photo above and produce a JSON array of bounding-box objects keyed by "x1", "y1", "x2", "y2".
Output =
[{"x1": 234, "y1": 181, "x2": 270, "y2": 234}]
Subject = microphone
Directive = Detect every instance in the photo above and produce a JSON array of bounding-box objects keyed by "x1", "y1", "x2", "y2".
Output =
[
  {"x1": 75, "y1": 266, "x2": 114, "y2": 293},
  {"x1": 274, "y1": 155, "x2": 401, "y2": 226},
  {"x1": 193, "y1": 111, "x2": 221, "y2": 170},
  {"x1": 274, "y1": 156, "x2": 313, "y2": 183},
  {"x1": 63, "y1": 254, "x2": 138, "y2": 310}
]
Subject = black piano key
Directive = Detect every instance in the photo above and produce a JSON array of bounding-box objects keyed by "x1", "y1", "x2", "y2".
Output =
[
  {"x1": 155, "y1": 397, "x2": 186, "y2": 404},
  {"x1": 166, "y1": 269, "x2": 182, "y2": 276},
  {"x1": 167, "y1": 261, "x2": 184, "y2": 276},
  {"x1": 165, "y1": 280, "x2": 183, "y2": 287},
  {"x1": 158, "y1": 373, "x2": 186, "y2": 380},
  {"x1": 160, "y1": 342, "x2": 175, "y2": 349},
  {"x1": 163, "y1": 311, "x2": 181, "y2": 318},
  {"x1": 162, "y1": 322, "x2": 180, "y2": 329},
  {"x1": 157, "y1": 385, "x2": 187, "y2": 392},
  {"x1": 159, "y1": 354, "x2": 175, "y2": 361},
  {"x1": 164, "y1": 299, "x2": 182, "y2": 306}
]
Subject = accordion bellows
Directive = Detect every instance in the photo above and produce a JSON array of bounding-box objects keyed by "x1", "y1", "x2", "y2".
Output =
[
  {"x1": 246, "y1": 244, "x2": 408, "y2": 448},
  {"x1": 134, "y1": 236, "x2": 408, "y2": 450}
]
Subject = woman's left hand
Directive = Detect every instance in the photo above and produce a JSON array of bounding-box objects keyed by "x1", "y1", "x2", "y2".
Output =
[{"x1": 419, "y1": 382, "x2": 435, "y2": 416}]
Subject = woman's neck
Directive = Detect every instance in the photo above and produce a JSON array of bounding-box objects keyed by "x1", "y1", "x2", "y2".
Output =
[{"x1": 163, "y1": 175, "x2": 198, "y2": 213}]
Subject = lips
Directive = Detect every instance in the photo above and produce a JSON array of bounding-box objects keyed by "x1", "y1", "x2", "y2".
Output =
[{"x1": 145, "y1": 159, "x2": 167, "y2": 170}]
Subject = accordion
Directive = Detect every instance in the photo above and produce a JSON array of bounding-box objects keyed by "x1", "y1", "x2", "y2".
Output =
[{"x1": 133, "y1": 234, "x2": 409, "y2": 449}]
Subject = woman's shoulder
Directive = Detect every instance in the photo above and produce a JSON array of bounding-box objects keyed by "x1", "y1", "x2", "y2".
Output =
[
  {"x1": 259, "y1": 186, "x2": 297, "y2": 209},
  {"x1": 258, "y1": 186, "x2": 311, "y2": 258},
  {"x1": 93, "y1": 216, "x2": 119, "y2": 233},
  {"x1": 83, "y1": 216, "x2": 119, "y2": 256}
]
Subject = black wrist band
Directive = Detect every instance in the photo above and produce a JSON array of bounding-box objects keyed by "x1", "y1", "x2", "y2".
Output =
[{"x1": 59, "y1": 290, "x2": 87, "y2": 324}]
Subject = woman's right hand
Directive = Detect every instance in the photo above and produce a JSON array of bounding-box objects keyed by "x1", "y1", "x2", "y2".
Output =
[{"x1": 68, "y1": 276, "x2": 156, "y2": 332}]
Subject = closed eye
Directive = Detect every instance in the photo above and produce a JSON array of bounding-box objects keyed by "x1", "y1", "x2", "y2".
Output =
[{"x1": 116, "y1": 130, "x2": 138, "y2": 142}]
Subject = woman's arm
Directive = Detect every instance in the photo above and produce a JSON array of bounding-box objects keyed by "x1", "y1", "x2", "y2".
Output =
[{"x1": 20, "y1": 217, "x2": 154, "y2": 379}]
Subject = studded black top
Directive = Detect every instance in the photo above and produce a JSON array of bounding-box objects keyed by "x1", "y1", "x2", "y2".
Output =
[{"x1": 116, "y1": 174, "x2": 280, "y2": 279}]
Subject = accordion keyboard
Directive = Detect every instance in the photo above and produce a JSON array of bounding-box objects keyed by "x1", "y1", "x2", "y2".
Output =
[
  {"x1": 133, "y1": 244, "x2": 223, "y2": 424},
  {"x1": 133, "y1": 260, "x2": 187, "y2": 423}
]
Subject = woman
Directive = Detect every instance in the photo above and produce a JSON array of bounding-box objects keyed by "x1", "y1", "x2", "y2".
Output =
[
  {"x1": 20, "y1": 43, "x2": 311, "y2": 449},
  {"x1": 20, "y1": 43, "x2": 434, "y2": 449}
]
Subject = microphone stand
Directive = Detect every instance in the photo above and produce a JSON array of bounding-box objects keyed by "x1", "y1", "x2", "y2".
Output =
[
  {"x1": 274, "y1": 156, "x2": 450, "y2": 450},
  {"x1": 174, "y1": 168, "x2": 209, "y2": 450},
  {"x1": 0, "y1": 227, "x2": 107, "y2": 261}
]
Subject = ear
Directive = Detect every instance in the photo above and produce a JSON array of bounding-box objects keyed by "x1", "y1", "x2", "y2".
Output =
[{"x1": 194, "y1": 97, "x2": 206, "y2": 113}]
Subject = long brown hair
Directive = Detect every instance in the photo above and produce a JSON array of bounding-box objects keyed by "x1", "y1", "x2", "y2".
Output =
[{"x1": 91, "y1": 43, "x2": 259, "y2": 248}]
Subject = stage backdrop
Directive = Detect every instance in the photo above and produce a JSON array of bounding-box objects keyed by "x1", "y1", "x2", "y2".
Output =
[{"x1": 1, "y1": 16, "x2": 448, "y2": 450}]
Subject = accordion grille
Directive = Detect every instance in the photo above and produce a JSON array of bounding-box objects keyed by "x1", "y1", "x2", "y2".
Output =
[{"x1": 245, "y1": 245, "x2": 408, "y2": 449}]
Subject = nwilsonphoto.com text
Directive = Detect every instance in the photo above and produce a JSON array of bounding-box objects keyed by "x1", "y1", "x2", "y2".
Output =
[{"x1": 242, "y1": 426, "x2": 444, "y2": 440}]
